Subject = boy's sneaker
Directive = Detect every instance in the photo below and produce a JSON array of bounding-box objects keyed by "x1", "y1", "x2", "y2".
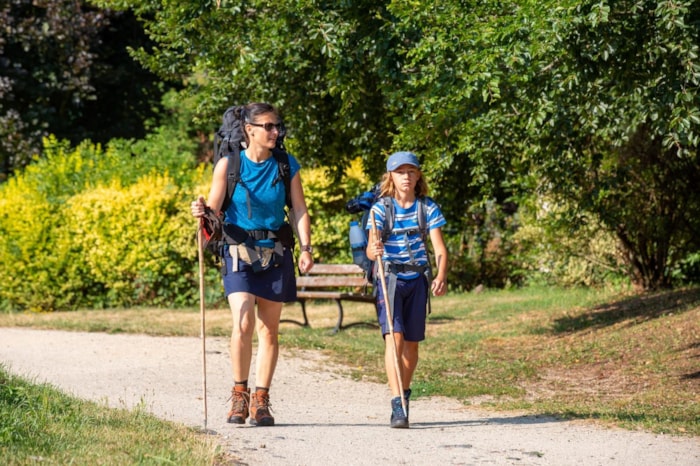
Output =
[
  {"x1": 250, "y1": 390, "x2": 275, "y2": 426},
  {"x1": 226, "y1": 386, "x2": 250, "y2": 424},
  {"x1": 390, "y1": 396, "x2": 409, "y2": 428}
]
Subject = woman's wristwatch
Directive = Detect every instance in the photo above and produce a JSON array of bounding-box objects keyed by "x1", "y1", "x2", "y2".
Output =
[{"x1": 300, "y1": 244, "x2": 313, "y2": 253}]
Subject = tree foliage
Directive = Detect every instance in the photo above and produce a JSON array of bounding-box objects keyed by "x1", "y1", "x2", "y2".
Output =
[
  {"x1": 0, "y1": 0, "x2": 170, "y2": 180},
  {"x1": 91, "y1": 0, "x2": 406, "y2": 177},
  {"x1": 520, "y1": 0, "x2": 700, "y2": 289}
]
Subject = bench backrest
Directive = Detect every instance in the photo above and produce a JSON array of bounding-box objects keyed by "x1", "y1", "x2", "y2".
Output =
[{"x1": 296, "y1": 264, "x2": 371, "y2": 289}]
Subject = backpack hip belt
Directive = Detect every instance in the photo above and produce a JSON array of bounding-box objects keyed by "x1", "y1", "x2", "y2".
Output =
[
  {"x1": 383, "y1": 261, "x2": 433, "y2": 317},
  {"x1": 222, "y1": 223, "x2": 294, "y2": 248},
  {"x1": 385, "y1": 262, "x2": 431, "y2": 275},
  {"x1": 221, "y1": 223, "x2": 294, "y2": 275}
]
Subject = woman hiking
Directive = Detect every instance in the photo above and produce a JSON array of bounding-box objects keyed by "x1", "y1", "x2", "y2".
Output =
[
  {"x1": 191, "y1": 102, "x2": 313, "y2": 426},
  {"x1": 366, "y1": 151, "x2": 448, "y2": 428}
]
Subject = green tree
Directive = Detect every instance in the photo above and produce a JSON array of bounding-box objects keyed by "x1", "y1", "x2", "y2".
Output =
[
  {"x1": 524, "y1": 0, "x2": 700, "y2": 289},
  {"x1": 95, "y1": 0, "x2": 700, "y2": 290},
  {"x1": 91, "y1": 0, "x2": 404, "y2": 176},
  {"x1": 386, "y1": 0, "x2": 700, "y2": 289},
  {"x1": 0, "y1": 0, "x2": 170, "y2": 179}
]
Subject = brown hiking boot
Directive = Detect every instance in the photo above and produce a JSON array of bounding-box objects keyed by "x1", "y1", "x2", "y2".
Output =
[
  {"x1": 226, "y1": 386, "x2": 250, "y2": 424},
  {"x1": 250, "y1": 389, "x2": 275, "y2": 426}
]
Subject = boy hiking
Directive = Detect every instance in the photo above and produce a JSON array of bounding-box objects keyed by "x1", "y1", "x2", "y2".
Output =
[{"x1": 366, "y1": 151, "x2": 448, "y2": 428}]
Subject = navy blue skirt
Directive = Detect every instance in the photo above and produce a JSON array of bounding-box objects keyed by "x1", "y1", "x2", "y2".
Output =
[{"x1": 221, "y1": 246, "x2": 297, "y2": 303}]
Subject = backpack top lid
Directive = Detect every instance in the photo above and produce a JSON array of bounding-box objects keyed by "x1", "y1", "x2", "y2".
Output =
[
  {"x1": 345, "y1": 183, "x2": 381, "y2": 214},
  {"x1": 213, "y1": 106, "x2": 247, "y2": 166},
  {"x1": 213, "y1": 105, "x2": 288, "y2": 166}
]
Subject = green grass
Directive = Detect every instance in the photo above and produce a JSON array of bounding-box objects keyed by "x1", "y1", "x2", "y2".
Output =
[
  {"x1": 0, "y1": 369, "x2": 222, "y2": 465},
  {"x1": 1, "y1": 285, "x2": 698, "y2": 464}
]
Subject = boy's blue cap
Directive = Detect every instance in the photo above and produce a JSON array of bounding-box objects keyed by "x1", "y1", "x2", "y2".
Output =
[{"x1": 386, "y1": 151, "x2": 420, "y2": 171}]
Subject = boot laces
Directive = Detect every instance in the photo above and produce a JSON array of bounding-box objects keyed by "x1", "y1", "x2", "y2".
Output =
[
  {"x1": 254, "y1": 391, "x2": 273, "y2": 414},
  {"x1": 229, "y1": 388, "x2": 249, "y2": 413}
]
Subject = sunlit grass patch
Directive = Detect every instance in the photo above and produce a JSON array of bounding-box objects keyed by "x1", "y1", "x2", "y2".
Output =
[{"x1": 0, "y1": 368, "x2": 219, "y2": 465}]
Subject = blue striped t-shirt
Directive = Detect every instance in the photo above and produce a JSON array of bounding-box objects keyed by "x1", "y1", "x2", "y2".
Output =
[{"x1": 367, "y1": 197, "x2": 446, "y2": 280}]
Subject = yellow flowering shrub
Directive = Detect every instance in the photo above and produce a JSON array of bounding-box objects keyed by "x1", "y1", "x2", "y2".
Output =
[
  {"x1": 0, "y1": 174, "x2": 59, "y2": 310},
  {"x1": 0, "y1": 135, "x2": 202, "y2": 311},
  {"x1": 301, "y1": 158, "x2": 372, "y2": 263},
  {"x1": 59, "y1": 173, "x2": 194, "y2": 306},
  {"x1": 0, "y1": 141, "x2": 377, "y2": 311}
]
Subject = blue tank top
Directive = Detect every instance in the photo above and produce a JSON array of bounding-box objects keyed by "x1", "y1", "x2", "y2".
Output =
[{"x1": 224, "y1": 151, "x2": 300, "y2": 243}]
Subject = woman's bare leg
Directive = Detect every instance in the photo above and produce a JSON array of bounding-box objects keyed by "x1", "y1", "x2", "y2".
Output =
[
  {"x1": 228, "y1": 292, "x2": 257, "y2": 382},
  {"x1": 253, "y1": 297, "x2": 283, "y2": 388}
]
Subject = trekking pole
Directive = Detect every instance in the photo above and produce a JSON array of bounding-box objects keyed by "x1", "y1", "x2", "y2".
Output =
[
  {"x1": 196, "y1": 223, "x2": 208, "y2": 431},
  {"x1": 370, "y1": 215, "x2": 407, "y2": 417}
]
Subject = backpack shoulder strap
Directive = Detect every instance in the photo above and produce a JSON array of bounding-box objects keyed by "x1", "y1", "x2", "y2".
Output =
[
  {"x1": 212, "y1": 126, "x2": 222, "y2": 166},
  {"x1": 220, "y1": 149, "x2": 291, "y2": 215},
  {"x1": 417, "y1": 196, "x2": 428, "y2": 241},
  {"x1": 221, "y1": 148, "x2": 241, "y2": 213},
  {"x1": 380, "y1": 196, "x2": 393, "y2": 243},
  {"x1": 272, "y1": 148, "x2": 292, "y2": 209}
]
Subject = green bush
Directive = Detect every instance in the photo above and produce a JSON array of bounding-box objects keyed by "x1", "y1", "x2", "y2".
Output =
[
  {"x1": 673, "y1": 252, "x2": 700, "y2": 285},
  {"x1": 0, "y1": 129, "x2": 203, "y2": 311},
  {"x1": 443, "y1": 200, "x2": 528, "y2": 291},
  {"x1": 303, "y1": 158, "x2": 372, "y2": 264},
  {"x1": 512, "y1": 199, "x2": 629, "y2": 288}
]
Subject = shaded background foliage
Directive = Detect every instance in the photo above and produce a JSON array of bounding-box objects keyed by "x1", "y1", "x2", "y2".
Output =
[{"x1": 0, "y1": 0, "x2": 170, "y2": 180}]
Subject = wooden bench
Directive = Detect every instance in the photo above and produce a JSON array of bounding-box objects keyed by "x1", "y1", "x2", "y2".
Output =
[{"x1": 283, "y1": 263, "x2": 378, "y2": 333}]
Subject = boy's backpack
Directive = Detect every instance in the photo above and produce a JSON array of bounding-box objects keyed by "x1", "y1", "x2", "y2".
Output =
[
  {"x1": 345, "y1": 186, "x2": 429, "y2": 281},
  {"x1": 201, "y1": 106, "x2": 294, "y2": 263},
  {"x1": 345, "y1": 187, "x2": 433, "y2": 314}
]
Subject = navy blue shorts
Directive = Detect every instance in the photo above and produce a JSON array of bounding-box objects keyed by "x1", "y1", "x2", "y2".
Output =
[
  {"x1": 376, "y1": 274, "x2": 428, "y2": 342},
  {"x1": 221, "y1": 246, "x2": 297, "y2": 302}
]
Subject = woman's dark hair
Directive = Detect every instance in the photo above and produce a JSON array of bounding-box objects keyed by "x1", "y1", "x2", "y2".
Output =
[{"x1": 239, "y1": 102, "x2": 279, "y2": 124}]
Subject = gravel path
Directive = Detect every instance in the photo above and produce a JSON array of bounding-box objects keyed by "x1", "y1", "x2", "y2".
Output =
[{"x1": 1, "y1": 328, "x2": 698, "y2": 465}]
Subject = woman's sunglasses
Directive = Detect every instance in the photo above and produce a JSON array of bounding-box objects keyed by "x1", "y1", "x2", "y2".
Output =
[{"x1": 248, "y1": 122, "x2": 282, "y2": 132}]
